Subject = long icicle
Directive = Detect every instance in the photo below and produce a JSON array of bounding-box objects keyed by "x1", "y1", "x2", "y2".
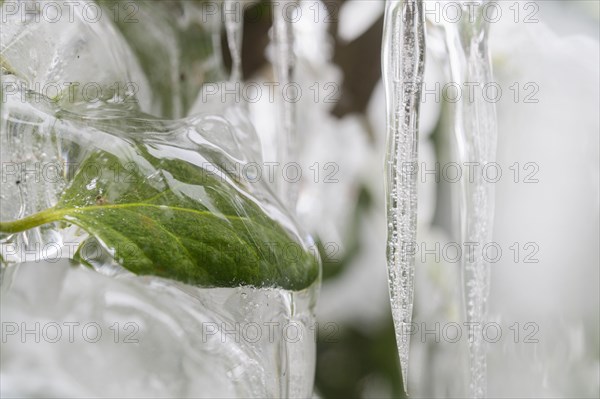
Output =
[
  {"x1": 224, "y1": 0, "x2": 244, "y2": 83},
  {"x1": 272, "y1": 0, "x2": 299, "y2": 211},
  {"x1": 444, "y1": 2, "x2": 498, "y2": 397},
  {"x1": 461, "y1": 5, "x2": 496, "y2": 398},
  {"x1": 382, "y1": 0, "x2": 425, "y2": 393}
]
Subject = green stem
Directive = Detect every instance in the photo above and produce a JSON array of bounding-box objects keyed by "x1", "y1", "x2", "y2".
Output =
[
  {"x1": 0, "y1": 209, "x2": 66, "y2": 234},
  {"x1": 0, "y1": 202, "x2": 244, "y2": 235}
]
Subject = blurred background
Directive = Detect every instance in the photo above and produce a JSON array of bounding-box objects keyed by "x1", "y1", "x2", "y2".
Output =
[{"x1": 225, "y1": 1, "x2": 599, "y2": 397}]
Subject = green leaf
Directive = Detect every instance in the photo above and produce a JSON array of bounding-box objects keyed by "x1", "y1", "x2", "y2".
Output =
[{"x1": 0, "y1": 150, "x2": 319, "y2": 291}]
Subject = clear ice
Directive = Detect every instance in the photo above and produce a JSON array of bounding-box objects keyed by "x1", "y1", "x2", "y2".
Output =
[
  {"x1": 1, "y1": 259, "x2": 318, "y2": 398},
  {"x1": 224, "y1": 0, "x2": 245, "y2": 84},
  {"x1": 444, "y1": 3, "x2": 497, "y2": 397},
  {"x1": 271, "y1": 0, "x2": 299, "y2": 210},
  {"x1": 382, "y1": 0, "x2": 425, "y2": 393},
  {"x1": 0, "y1": 1, "x2": 319, "y2": 397}
]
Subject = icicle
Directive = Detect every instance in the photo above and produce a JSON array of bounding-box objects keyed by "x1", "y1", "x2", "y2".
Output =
[
  {"x1": 382, "y1": 0, "x2": 425, "y2": 394},
  {"x1": 272, "y1": 0, "x2": 299, "y2": 210},
  {"x1": 443, "y1": 2, "x2": 497, "y2": 397},
  {"x1": 224, "y1": 0, "x2": 244, "y2": 83},
  {"x1": 460, "y1": 9, "x2": 496, "y2": 399}
]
